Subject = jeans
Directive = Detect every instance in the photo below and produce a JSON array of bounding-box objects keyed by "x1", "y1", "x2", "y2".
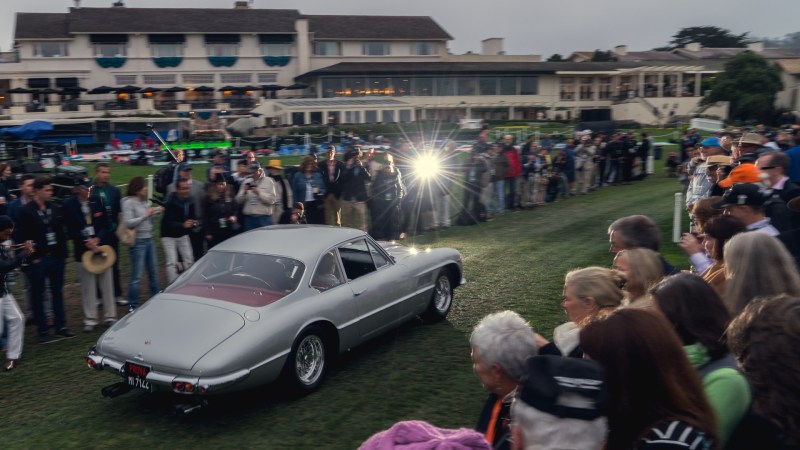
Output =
[
  {"x1": 162, "y1": 235, "x2": 194, "y2": 284},
  {"x1": 243, "y1": 214, "x2": 273, "y2": 231},
  {"x1": 30, "y1": 255, "x2": 66, "y2": 336},
  {"x1": 128, "y1": 237, "x2": 160, "y2": 308},
  {"x1": 492, "y1": 180, "x2": 505, "y2": 214}
]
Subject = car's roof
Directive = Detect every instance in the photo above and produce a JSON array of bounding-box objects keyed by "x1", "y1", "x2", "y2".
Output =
[{"x1": 211, "y1": 225, "x2": 369, "y2": 264}]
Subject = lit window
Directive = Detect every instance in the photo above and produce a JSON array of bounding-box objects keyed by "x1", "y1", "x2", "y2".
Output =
[{"x1": 362, "y1": 42, "x2": 390, "y2": 56}]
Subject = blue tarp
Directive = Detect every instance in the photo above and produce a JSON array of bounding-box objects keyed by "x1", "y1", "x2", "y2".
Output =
[{"x1": 0, "y1": 120, "x2": 54, "y2": 140}]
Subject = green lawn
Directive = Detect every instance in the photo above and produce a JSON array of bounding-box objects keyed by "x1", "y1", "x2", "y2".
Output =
[{"x1": 0, "y1": 143, "x2": 688, "y2": 449}]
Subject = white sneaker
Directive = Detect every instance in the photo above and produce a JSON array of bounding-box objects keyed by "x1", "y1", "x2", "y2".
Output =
[{"x1": 116, "y1": 297, "x2": 129, "y2": 306}]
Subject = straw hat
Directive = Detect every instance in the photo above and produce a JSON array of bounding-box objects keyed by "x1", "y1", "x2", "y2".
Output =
[
  {"x1": 82, "y1": 245, "x2": 117, "y2": 275},
  {"x1": 266, "y1": 159, "x2": 284, "y2": 170}
]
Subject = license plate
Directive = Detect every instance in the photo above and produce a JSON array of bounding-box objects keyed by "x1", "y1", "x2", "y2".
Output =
[{"x1": 124, "y1": 361, "x2": 151, "y2": 391}]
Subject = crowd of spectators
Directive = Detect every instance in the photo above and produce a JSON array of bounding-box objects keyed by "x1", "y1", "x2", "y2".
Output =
[{"x1": 2, "y1": 124, "x2": 800, "y2": 449}]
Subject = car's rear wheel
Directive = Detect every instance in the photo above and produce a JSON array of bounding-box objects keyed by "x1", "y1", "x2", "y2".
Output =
[
  {"x1": 283, "y1": 326, "x2": 328, "y2": 393},
  {"x1": 421, "y1": 269, "x2": 453, "y2": 322}
]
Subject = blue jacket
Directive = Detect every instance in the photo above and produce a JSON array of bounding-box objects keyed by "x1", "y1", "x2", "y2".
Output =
[{"x1": 291, "y1": 171, "x2": 325, "y2": 205}]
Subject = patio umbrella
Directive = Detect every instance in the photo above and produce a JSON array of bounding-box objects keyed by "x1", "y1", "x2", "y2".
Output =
[
  {"x1": 193, "y1": 86, "x2": 215, "y2": 92},
  {"x1": 41, "y1": 88, "x2": 63, "y2": 95},
  {"x1": 164, "y1": 86, "x2": 188, "y2": 93},
  {"x1": 284, "y1": 83, "x2": 309, "y2": 90},
  {"x1": 241, "y1": 85, "x2": 260, "y2": 91},
  {"x1": 217, "y1": 85, "x2": 238, "y2": 92},
  {"x1": 63, "y1": 86, "x2": 88, "y2": 93},
  {"x1": 261, "y1": 85, "x2": 286, "y2": 91},
  {"x1": 140, "y1": 87, "x2": 163, "y2": 93},
  {"x1": 88, "y1": 86, "x2": 114, "y2": 94},
  {"x1": 7, "y1": 87, "x2": 34, "y2": 94},
  {"x1": 114, "y1": 85, "x2": 141, "y2": 93}
]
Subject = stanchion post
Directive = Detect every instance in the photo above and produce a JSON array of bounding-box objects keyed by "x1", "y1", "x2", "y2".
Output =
[
  {"x1": 147, "y1": 174, "x2": 154, "y2": 202},
  {"x1": 673, "y1": 192, "x2": 683, "y2": 243}
]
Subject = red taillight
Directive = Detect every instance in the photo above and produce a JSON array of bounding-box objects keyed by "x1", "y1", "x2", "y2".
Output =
[
  {"x1": 173, "y1": 381, "x2": 196, "y2": 393},
  {"x1": 85, "y1": 357, "x2": 97, "y2": 369}
]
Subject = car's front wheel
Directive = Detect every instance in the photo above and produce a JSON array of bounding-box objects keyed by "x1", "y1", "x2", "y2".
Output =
[
  {"x1": 283, "y1": 326, "x2": 328, "y2": 393},
  {"x1": 421, "y1": 269, "x2": 453, "y2": 323}
]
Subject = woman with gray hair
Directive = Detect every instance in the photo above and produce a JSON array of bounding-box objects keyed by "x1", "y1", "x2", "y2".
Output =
[
  {"x1": 723, "y1": 232, "x2": 800, "y2": 314},
  {"x1": 470, "y1": 310, "x2": 538, "y2": 450}
]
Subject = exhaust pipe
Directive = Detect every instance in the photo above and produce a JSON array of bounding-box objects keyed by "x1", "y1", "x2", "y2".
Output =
[
  {"x1": 175, "y1": 399, "x2": 209, "y2": 415},
  {"x1": 101, "y1": 382, "x2": 132, "y2": 399}
]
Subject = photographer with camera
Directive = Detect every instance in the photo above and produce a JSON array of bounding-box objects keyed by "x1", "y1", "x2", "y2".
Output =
[
  {"x1": 160, "y1": 178, "x2": 197, "y2": 284},
  {"x1": 236, "y1": 163, "x2": 277, "y2": 231}
]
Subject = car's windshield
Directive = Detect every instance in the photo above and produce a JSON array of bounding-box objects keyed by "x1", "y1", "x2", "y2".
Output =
[{"x1": 166, "y1": 251, "x2": 305, "y2": 307}]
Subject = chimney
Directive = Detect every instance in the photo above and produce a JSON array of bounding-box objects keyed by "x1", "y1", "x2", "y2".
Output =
[
  {"x1": 74, "y1": 0, "x2": 81, "y2": 8},
  {"x1": 747, "y1": 41, "x2": 764, "y2": 52},
  {"x1": 112, "y1": 1, "x2": 125, "y2": 7},
  {"x1": 481, "y1": 38, "x2": 504, "y2": 56},
  {"x1": 234, "y1": 1, "x2": 250, "y2": 9},
  {"x1": 684, "y1": 42, "x2": 701, "y2": 52},
  {"x1": 613, "y1": 45, "x2": 627, "y2": 56}
]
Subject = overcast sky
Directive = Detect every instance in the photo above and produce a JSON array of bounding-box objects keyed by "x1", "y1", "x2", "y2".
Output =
[{"x1": 1, "y1": 0, "x2": 797, "y2": 57}]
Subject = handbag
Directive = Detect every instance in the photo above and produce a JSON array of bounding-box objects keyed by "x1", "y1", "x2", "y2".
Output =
[
  {"x1": 116, "y1": 198, "x2": 137, "y2": 246},
  {"x1": 116, "y1": 221, "x2": 136, "y2": 246}
]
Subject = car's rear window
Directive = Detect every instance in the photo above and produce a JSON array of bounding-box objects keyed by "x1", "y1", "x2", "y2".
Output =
[{"x1": 166, "y1": 251, "x2": 305, "y2": 307}]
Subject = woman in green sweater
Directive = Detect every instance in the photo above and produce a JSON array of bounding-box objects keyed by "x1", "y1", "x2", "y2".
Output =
[{"x1": 650, "y1": 273, "x2": 751, "y2": 445}]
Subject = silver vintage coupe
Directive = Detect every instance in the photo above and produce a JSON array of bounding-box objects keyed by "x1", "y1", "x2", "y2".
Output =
[{"x1": 86, "y1": 225, "x2": 464, "y2": 398}]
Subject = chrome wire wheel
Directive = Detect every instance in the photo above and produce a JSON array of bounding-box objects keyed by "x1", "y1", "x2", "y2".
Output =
[
  {"x1": 433, "y1": 274, "x2": 452, "y2": 314},
  {"x1": 295, "y1": 334, "x2": 325, "y2": 386}
]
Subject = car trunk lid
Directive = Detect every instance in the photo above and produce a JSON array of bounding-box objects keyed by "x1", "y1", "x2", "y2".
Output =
[{"x1": 98, "y1": 298, "x2": 245, "y2": 372}]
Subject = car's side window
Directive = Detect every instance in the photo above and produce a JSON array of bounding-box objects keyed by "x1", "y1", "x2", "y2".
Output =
[
  {"x1": 311, "y1": 251, "x2": 344, "y2": 291},
  {"x1": 338, "y1": 239, "x2": 377, "y2": 280},
  {"x1": 366, "y1": 240, "x2": 389, "y2": 269}
]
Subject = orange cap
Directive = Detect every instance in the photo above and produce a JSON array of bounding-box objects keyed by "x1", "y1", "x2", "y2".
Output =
[{"x1": 718, "y1": 163, "x2": 765, "y2": 188}]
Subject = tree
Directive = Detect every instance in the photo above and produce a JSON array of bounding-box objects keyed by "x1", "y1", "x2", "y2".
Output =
[
  {"x1": 590, "y1": 50, "x2": 617, "y2": 62},
  {"x1": 547, "y1": 53, "x2": 564, "y2": 62},
  {"x1": 701, "y1": 52, "x2": 783, "y2": 123},
  {"x1": 661, "y1": 26, "x2": 751, "y2": 50},
  {"x1": 761, "y1": 31, "x2": 800, "y2": 52}
]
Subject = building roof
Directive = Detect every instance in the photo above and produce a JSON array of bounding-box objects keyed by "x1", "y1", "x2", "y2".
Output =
[
  {"x1": 305, "y1": 15, "x2": 452, "y2": 40},
  {"x1": 776, "y1": 59, "x2": 800, "y2": 75},
  {"x1": 13, "y1": 8, "x2": 451, "y2": 41},
  {"x1": 674, "y1": 47, "x2": 799, "y2": 59},
  {"x1": 617, "y1": 51, "x2": 688, "y2": 62},
  {"x1": 14, "y1": 13, "x2": 70, "y2": 39},
  {"x1": 297, "y1": 61, "x2": 642, "y2": 80},
  {"x1": 67, "y1": 7, "x2": 301, "y2": 34}
]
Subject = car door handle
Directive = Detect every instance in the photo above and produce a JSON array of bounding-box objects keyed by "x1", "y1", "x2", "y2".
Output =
[{"x1": 354, "y1": 289, "x2": 367, "y2": 296}]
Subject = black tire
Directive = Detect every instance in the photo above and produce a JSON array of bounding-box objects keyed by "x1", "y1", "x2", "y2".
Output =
[
  {"x1": 421, "y1": 269, "x2": 453, "y2": 323},
  {"x1": 282, "y1": 325, "x2": 328, "y2": 393}
]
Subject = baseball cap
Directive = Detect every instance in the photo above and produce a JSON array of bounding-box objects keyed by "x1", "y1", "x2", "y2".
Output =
[
  {"x1": 517, "y1": 355, "x2": 608, "y2": 421},
  {"x1": 700, "y1": 137, "x2": 720, "y2": 147},
  {"x1": 713, "y1": 183, "x2": 767, "y2": 208},
  {"x1": 718, "y1": 163, "x2": 764, "y2": 188}
]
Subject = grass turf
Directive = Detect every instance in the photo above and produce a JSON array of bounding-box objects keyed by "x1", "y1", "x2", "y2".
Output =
[{"x1": 0, "y1": 142, "x2": 688, "y2": 449}]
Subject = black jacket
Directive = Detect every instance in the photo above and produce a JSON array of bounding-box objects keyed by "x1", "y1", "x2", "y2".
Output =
[
  {"x1": 90, "y1": 182, "x2": 122, "y2": 231},
  {"x1": 18, "y1": 200, "x2": 68, "y2": 260},
  {"x1": 160, "y1": 192, "x2": 197, "y2": 238},
  {"x1": 339, "y1": 162, "x2": 372, "y2": 202},
  {"x1": 318, "y1": 158, "x2": 346, "y2": 198},
  {"x1": 63, "y1": 194, "x2": 113, "y2": 262}
]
